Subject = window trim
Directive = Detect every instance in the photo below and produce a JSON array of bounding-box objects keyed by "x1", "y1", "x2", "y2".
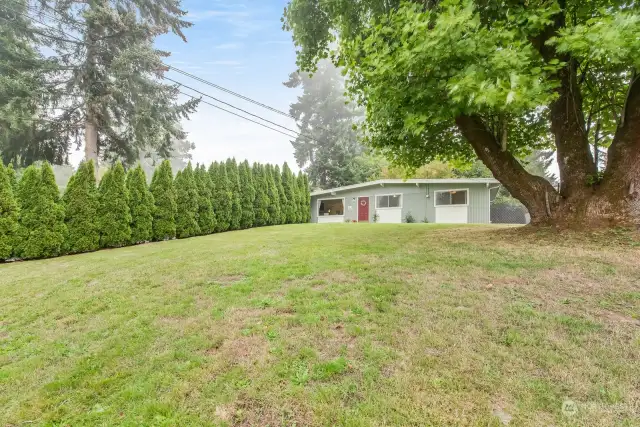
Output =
[
  {"x1": 317, "y1": 197, "x2": 346, "y2": 217},
  {"x1": 434, "y1": 188, "x2": 469, "y2": 207},
  {"x1": 375, "y1": 193, "x2": 403, "y2": 210}
]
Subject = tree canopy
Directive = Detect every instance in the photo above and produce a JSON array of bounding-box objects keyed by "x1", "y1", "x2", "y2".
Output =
[
  {"x1": 284, "y1": 0, "x2": 640, "y2": 226},
  {"x1": 1, "y1": 0, "x2": 198, "y2": 166},
  {"x1": 285, "y1": 60, "x2": 379, "y2": 189}
]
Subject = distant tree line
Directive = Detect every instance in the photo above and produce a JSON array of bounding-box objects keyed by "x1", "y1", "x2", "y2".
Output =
[{"x1": 0, "y1": 159, "x2": 310, "y2": 261}]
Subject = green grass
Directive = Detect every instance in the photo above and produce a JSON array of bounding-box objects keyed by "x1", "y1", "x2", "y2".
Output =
[{"x1": 1, "y1": 224, "x2": 639, "y2": 426}]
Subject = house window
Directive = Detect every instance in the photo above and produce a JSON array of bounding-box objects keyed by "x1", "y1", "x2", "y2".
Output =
[
  {"x1": 435, "y1": 189, "x2": 468, "y2": 206},
  {"x1": 318, "y1": 198, "x2": 344, "y2": 216},
  {"x1": 376, "y1": 194, "x2": 402, "y2": 209}
]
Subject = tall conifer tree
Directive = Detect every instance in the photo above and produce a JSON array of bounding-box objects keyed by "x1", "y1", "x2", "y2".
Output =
[
  {"x1": 225, "y1": 158, "x2": 242, "y2": 230},
  {"x1": 252, "y1": 163, "x2": 270, "y2": 226},
  {"x1": 297, "y1": 172, "x2": 309, "y2": 223},
  {"x1": 265, "y1": 164, "x2": 281, "y2": 225},
  {"x1": 238, "y1": 160, "x2": 255, "y2": 229},
  {"x1": 210, "y1": 162, "x2": 232, "y2": 232},
  {"x1": 195, "y1": 164, "x2": 216, "y2": 235},
  {"x1": 150, "y1": 160, "x2": 176, "y2": 241},
  {"x1": 126, "y1": 164, "x2": 154, "y2": 244},
  {"x1": 16, "y1": 162, "x2": 66, "y2": 259},
  {"x1": 303, "y1": 173, "x2": 312, "y2": 222},
  {"x1": 11, "y1": 0, "x2": 199, "y2": 165},
  {"x1": 273, "y1": 164, "x2": 288, "y2": 225},
  {"x1": 281, "y1": 162, "x2": 297, "y2": 224},
  {"x1": 174, "y1": 162, "x2": 200, "y2": 238},
  {"x1": 6, "y1": 163, "x2": 17, "y2": 192},
  {"x1": 0, "y1": 164, "x2": 19, "y2": 259},
  {"x1": 63, "y1": 160, "x2": 100, "y2": 253},
  {"x1": 97, "y1": 161, "x2": 131, "y2": 248}
]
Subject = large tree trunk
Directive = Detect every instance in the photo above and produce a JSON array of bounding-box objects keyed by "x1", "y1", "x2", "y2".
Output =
[
  {"x1": 589, "y1": 75, "x2": 640, "y2": 226},
  {"x1": 456, "y1": 113, "x2": 639, "y2": 228},
  {"x1": 83, "y1": 1, "x2": 99, "y2": 167},
  {"x1": 457, "y1": 1, "x2": 638, "y2": 228},
  {"x1": 84, "y1": 113, "x2": 99, "y2": 164},
  {"x1": 456, "y1": 114, "x2": 559, "y2": 225}
]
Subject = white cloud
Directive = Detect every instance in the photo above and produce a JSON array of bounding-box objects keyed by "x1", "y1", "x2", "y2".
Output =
[
  {"x1": 260, "y1": 40, "x2": 291, "y2": 45},
  {"x1": 204, "y1": 60, "x2": 243, "y2": 66},
  {"x1": 214, "y1": 43, "x2": 243, "y2": 50},
  {"x1": 186, "y1": 10, "x2": 249, "y2": 21}
]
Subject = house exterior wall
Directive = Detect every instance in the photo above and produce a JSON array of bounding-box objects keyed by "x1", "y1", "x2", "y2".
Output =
[
  {"x1": 425, "y1": 183, "x2": 491, "y2": 224},
  {"x1": 310, "y1": 182, "x2": 492, "y2": 224}
]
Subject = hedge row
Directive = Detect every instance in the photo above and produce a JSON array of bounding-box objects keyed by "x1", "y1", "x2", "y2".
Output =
[{"x1": 0, "y1": 159, "x2": 311, "y2": 261}]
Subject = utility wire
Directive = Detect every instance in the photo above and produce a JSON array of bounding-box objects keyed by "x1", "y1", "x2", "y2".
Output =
[
  {"x1": 166, "y1": 66, "x2": 297, "y2": 121},
  {"x1": 164, "y1": 76, "x2": 301, "y2": 136},
  {"x1": 178, "y1": 90, "x2": 298, "y2": 139}
]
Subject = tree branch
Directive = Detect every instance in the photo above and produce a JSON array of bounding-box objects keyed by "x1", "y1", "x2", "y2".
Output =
[
  {"x1": 529, "y1": 4, "x2": 596, "y2": 198},
  {"x1": 455, "y1": 114, "x2": 558, "y2": 222}
]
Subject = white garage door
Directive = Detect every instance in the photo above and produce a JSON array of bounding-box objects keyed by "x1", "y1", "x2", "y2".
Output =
[
  {"x1": 434, "y1": 189, "x2": 469, "y2": 224},
  {"x1": 376, "y1": 194, "x2": 403, "y2": 223}
]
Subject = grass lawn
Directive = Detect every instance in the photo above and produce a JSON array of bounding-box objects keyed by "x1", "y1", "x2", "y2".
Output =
[{"x1": 1, "y1": 224, "x2": 639, "y2": 426}]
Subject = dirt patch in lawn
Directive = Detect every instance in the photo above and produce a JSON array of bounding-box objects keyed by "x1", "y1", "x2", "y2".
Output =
[
  {"x1": 211, "y1": 275, "x2": 246, "y2": 286},
  {"x1": 601, "y1": 310, "x2": 640, "y2": 326},
  {"x1": 232, "y1": 395, "x2": 314, "y2": 426},
  {"x1": 321, "y1": 270, "x2": 359, "y2": 285},
  {"x1": 219, "y1": 335, "x2": 269, "y2": 368}
]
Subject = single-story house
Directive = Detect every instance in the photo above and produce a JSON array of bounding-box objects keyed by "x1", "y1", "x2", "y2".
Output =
[{"x1": 310, "y1": 179, "x2": 502, "y2": 224}]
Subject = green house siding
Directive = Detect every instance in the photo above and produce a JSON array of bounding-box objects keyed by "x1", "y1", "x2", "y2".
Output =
[
  {"x1": 424, "y1": 183, "x2": 491, "y2": 224},
  {"x1": 311, "y1": 181, "x2": 494, "y2": 224}
]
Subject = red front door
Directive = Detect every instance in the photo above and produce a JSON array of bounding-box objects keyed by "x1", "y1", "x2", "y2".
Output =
[{"x1": 358, "y1": 197, "x2": 370, "y2": 222}]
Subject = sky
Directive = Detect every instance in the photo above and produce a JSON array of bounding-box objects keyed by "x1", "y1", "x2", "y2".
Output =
[{"x1": 70, "y1": 0, "x2": 301, "y2": 170}]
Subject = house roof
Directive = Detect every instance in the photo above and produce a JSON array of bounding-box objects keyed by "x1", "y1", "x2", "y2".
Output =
[{"x1": 310, "y1": 178, "x2": 501, "y2": 196}]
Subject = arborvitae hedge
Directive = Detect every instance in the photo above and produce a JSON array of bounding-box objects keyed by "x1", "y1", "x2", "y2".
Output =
[
  {"x1": 210, "y1": 162, "x2": 232, "y2": 232},
  {"x1": 6, "y1": 162, "x2": 17, "y2": 192},
  {"x1": 297, "y1": 172, "x2": 308, "y2": 223},
  {"x1": 303, "y1": 174, "x2": 311, "y2": 222},
  {"x1": 238, "y1": 160, "x2": 255, "y2": 229},
  {"x1": 4, "y1": 159, "x2": 309, "y2": 261},
  {"x1": 174, "y1": 163, "x2": 200, "y2": 239},
  {"x1": 281, "y1": 163, "x2": 297, "y2": 224},
  {"x1": 127, "y1": 164, "x2": 154, "y2": 244},
  {"x1": 195, "y1": 164, "x2": 216, "y2": 235},
  {"x1": 252, "y1": 163, "x2": 270, "y2": 226},
  {"x1": 16, "y1": 162, "x2": 66, "y2": 259},
  {"x1": 273, "y1": 164, "x2": 288, "y2": 225},
  {"x1": 0, "y1": 164, "x2": 19, "y2": 259},
  {"x1": 265, "y1": 164, "x2": 281, "y2": 225},
  {"x1": 98, "y1": 161, "x2": 132, "y2": 248},
  {"x1": 150, "y1": 160, "x2": 177, "y2": 241},
  {"x1": 226, "y1": 158, "x2": 242, "y2": 230},
  {"x1": 63, "y1": 160, "x2": 100, "y2": 253}
]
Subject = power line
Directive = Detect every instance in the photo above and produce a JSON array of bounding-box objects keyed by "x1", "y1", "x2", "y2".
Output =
[
  {"x1": 177, "y1": 90, "x2": 298, "y2": 139},
  {"x1": 164, "y1": 76, "x2": 301, "y2": 136},
  {"x1": 166, "y1": 66, "x2": 297, "y2": 121}
]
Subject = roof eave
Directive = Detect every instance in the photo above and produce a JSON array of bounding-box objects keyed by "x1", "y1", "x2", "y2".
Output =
[{"x1": 310, "y1": 179, "x2": 500, "y2": 196}]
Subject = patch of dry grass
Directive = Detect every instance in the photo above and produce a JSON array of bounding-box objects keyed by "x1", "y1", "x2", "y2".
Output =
[{"x1": 1, "y1": 224, "x2": 639, "y2": 426}]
